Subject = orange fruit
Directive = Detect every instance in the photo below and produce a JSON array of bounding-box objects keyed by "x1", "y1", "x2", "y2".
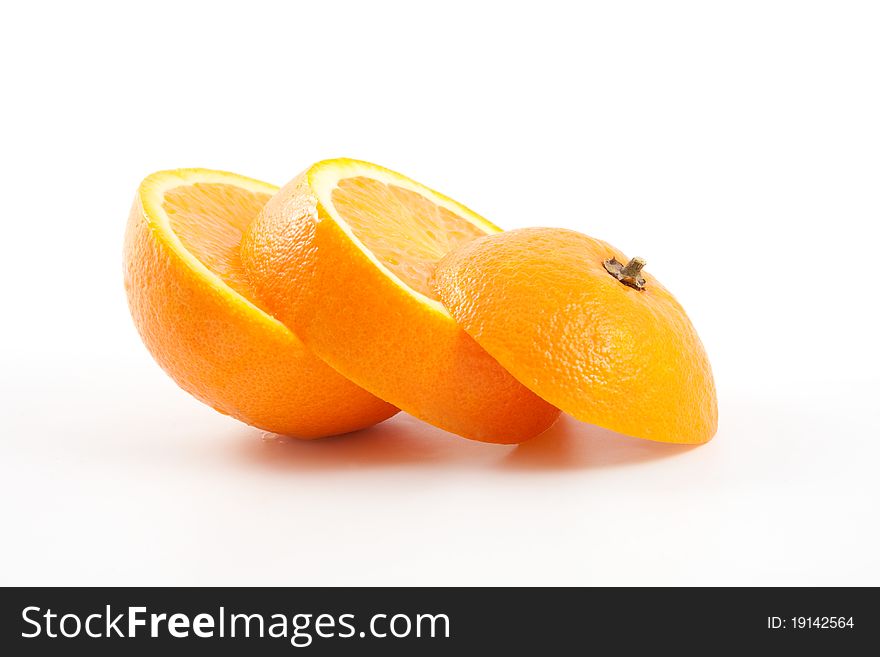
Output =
[
  {"x1": 240, "y1": 159, "x2": 560, "y2": 443},
  {"x1": 123, "y1": 169, "x2": 397, "y2": 438},
  {"x1": 433, "y1": 228, "x2": 717, "y2": 444}
]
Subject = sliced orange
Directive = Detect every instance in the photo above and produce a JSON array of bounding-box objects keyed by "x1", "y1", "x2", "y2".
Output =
[
  {"x1": 123, "y1": 169, "x2": 397, "y2": 437},
  {"x1": 433, "y1": 228, "x2": 718, "y2": 444},
  {"x1": 241, "y1": 159, "x2": 560, "y2": 443}
]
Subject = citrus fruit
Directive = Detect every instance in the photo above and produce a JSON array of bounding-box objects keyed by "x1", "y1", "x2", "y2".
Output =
[
  {"x1": 240, "y1": 159, "x2": 560, "y2": 443},
  {"x1": 123, "y1": 169, "x2": 397, "y2": 438},
  {"x1": 433, "y1": 227, "x2": 717, "y2": 444}
]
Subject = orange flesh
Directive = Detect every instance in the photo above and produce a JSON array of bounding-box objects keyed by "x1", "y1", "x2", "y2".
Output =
[
  {"x1": 164, "y1": 182, "x2": 271, "y2": 298},
  {"x1": 331, "y1": 177, "x2": 486, "y2": 299}
]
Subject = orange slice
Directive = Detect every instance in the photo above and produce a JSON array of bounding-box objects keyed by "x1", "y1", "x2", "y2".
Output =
[
  {"x1": 241, "y1": 159, "x2": 560, "y2": 443},
  {"x1": 433, "y1": 228, "x2": 717, "y2": 444},
  {"x1": 123, "y1": 169, "x2": 397, "y2": 437}
]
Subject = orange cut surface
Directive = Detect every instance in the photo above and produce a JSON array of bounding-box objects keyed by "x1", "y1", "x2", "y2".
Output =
[
  {"x1": 163, "y1": 181, "x2": 261, "y2": 298},
  {"x1": 241, "y1": 159, "x2": 560, "y2": 443},
  {"x1": 331, "y1": 176, "x2": 487, "y2": 298},
  {"x1": 124, "y1": 169, "x2": 397, "y2": 438}
]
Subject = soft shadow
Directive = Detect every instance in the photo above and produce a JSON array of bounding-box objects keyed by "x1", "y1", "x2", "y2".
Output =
[
  {"x1": 234, "y1": 413, "x2": 698, "y2": 472},
  {"x1": 235, "y1": 414, "x2": 512, "y2": 471},
  {"x1": 502, "y1": 415, "x2": 698, "y2": 471}
]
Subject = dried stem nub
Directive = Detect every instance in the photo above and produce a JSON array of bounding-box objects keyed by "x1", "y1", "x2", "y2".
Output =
[{"x1": 603, "y1": 256, "x2": 648, "y2": 291}]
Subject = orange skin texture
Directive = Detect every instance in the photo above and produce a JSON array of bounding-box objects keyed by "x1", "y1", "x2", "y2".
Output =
[
  {"x1": 433, "y1": 228, "x2": 718, "y2": 444},
  {"x1": 241, "y1": 172, "x2": 561, "y2": 444},
  {"x1": 123, "y1": 172, "x2": 397, "y2": 438}
]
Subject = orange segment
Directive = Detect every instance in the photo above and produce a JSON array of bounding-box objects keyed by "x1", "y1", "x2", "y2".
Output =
[
  {"x1": 241, "y1": 159, "x2": 560, "y2": 443},
  {"x1": 433, "y1": 228, "x2": 718, "y2": 445},
  {"x1": 124, "y1": 169, "x2": 397, "y2": 438}
]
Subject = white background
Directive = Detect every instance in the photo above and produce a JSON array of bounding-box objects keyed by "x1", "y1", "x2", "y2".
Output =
[{"x1": 1, "y1": 1, "x2": 878, "y2": 585}]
